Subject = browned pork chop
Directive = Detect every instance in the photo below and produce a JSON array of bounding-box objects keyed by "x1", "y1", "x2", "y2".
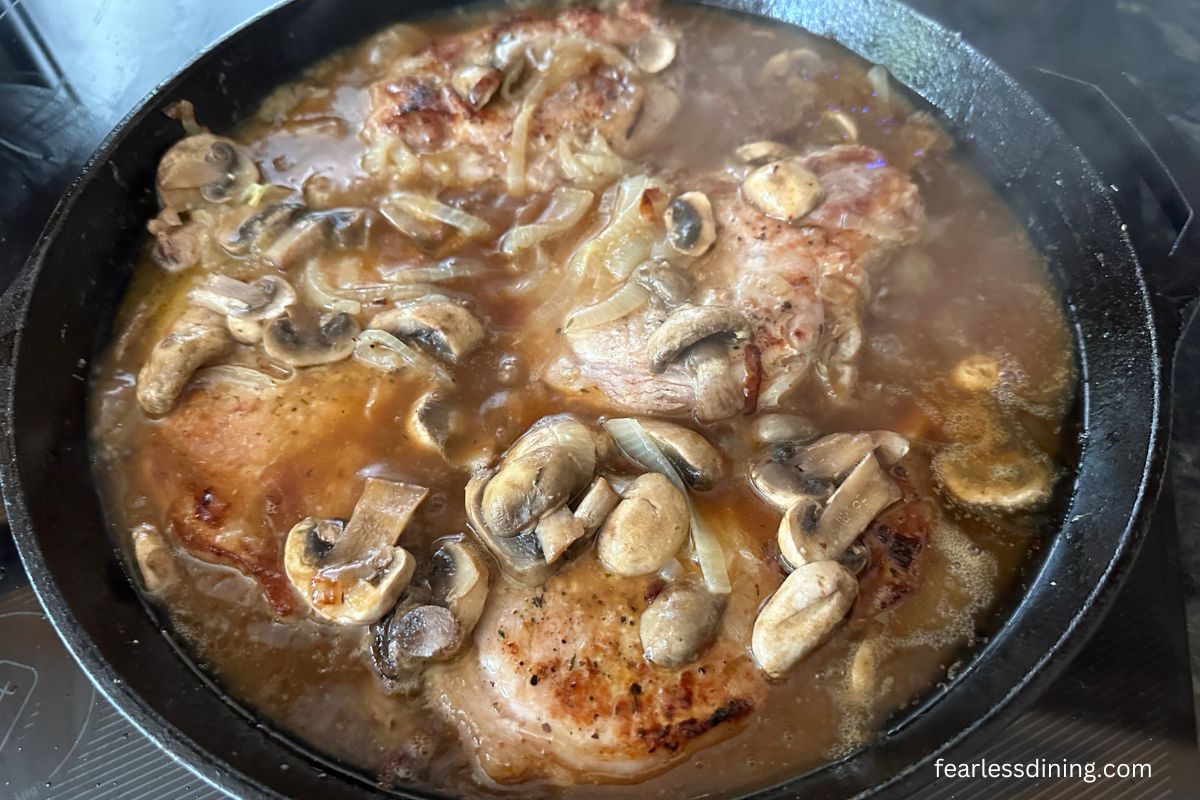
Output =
[
  {"x1": 365, "y1": 2, "x2": 673, "y2": 192},
  {"x1": 428, "y1": 552, "x2": 777, "y2": 783},
  {"x1": 553, "y1": 144, "x2": 924, "y2": 417},
  {"x1": 137, "y1": 368, "x2": 381, "y2": 615}
]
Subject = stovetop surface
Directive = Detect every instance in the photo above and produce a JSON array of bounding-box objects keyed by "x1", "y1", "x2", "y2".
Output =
[{"x1": 1, "y1": 1, "x2": 1198, "y2": 798}]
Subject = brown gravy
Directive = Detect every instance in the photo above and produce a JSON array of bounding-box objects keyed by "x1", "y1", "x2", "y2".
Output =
[{"x1": 89, "y1": 3, "x2": 1076, "y2": 797}]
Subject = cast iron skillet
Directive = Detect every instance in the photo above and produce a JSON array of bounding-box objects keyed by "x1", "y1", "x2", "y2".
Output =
[{"x1": 3, "y1": 0, "x2": 1198, "y2": 798}]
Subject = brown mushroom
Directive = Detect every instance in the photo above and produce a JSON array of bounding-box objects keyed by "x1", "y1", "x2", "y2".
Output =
[
  {"x1": 263, "y1": 306, "x2": 360, "y2": 367},
  {"x1": 369, "y1": 298, "x2": 485, "y2": 364},
  {"x1": 646, "y1": 305, "x2": 751, "y2": 374},
  {"x1": 283, "y1": 477, "x2": 428, "y2": 625},
  {"x1": 156, "y1": 134, "x2": 260, "y2": 211},
  {"x1": 596, "y1": 473, "x2": 689, "y2": 577},
  {"x1": 136, "y1": 308, "x2": 234, "y2": 416}
]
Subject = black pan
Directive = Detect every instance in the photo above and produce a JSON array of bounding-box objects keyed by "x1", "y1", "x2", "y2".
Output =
[{"x1": 3, "y1": 1, "x2": 1198, "y2": 798}]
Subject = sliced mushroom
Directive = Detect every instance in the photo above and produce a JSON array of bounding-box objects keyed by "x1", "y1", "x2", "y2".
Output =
[
  {"x1": 617, "y1": 82, "x2": 680, "y2": 154},
  {"x1": 640, "y1": 579, "x2": 725, "y2": 668},
  {"x1": 479, "y1": 414, "x2": 597, "y2": 538},
  {"x1": 157, "y1": 134, "x2": 260, "y2": 211},
  {"x1": 742, "y1": 158, "x2": 824, "y2": 222},
  {"x1": 750, "y1": 431, "x2": 909, "y2": 512},
  {"x1": 430, "y1": 540, "x2": 489, "y2": 640},
  {"x1": 751, "y1": 560, "x2": 857, "y2": 678},
  {"x1": 735, "y1": 140, "x2": 792, "y2": 166},
  {"x1": 664, "y1": 191, "x2": 716, "y2": 258},
  {"x1": 636, "y1": 419, "x2": 724, "y2": 490},
  {"x1": 261, "y1": 214, "x2": 330, "y2": 270},
  {"x1": 451, "y1": 64, "x2": 502, "y2": 110},
  {"x1": 370, "y1": 298, "x2": 485, "y2": 364},
  {"x1": 535, "y1": 506, "x2": 586, "y2": 565},
  {"x1": 684, "y1": 341, "x2": 746, "y2": 424},
  {"x1": 136, "y1": 308, "x2": 234, "y2": 416},
  {"x1": 221, "y1": 200, "x2": 305, "y2": 257},
  {"x1": 630, "y1": 33, "x2": 676, "y2": 73},
  {"x1": 646, "y1": 305, "x2": 751, "y2": 374},
  {"x1": 188, "y1": 274, "x2": 296, "y2": 321},
  {"x1": 597, "y1": 473, "x2": 689, "y2": 577},
  {"x1": 950, "y1": 354, "x2": 1002, "y2": 392},
  {"x1": 572, "y1": 476, "x2": 621, "y2": 534},
  {"x1": 632, "y1": 259, "x2": 692, "y2": 307},
  {"x1": 465, "y1": 472, "x2": 555, "y2": 586},
  {"x1": 283, "y1": 477, "x2": 427, "y2": 625},
  {"x1": 778, "y1": 453, "x2": 901, "y2": 569},
  {"x1": 408, "y1": 389, "x2": 463, "y2": 454},
  {"x1": 750, "y1": 413, "x2": 817, "y2": 445},
  {"x1": 131, "y1": 523, "x2": 178, "y2": 595},
  {"x1": 263, "y1": 306, "x2": 360, "y2": 367},
  {"x1": 932, "y1": 446, "x2": 1054, "y2": 510},
  {"x1": 757, "y1": 48, "x2": 823, "y2": 85},
  {"x1": 227, "y1": 317, "x2": 264, "y2": 345},
  {"x1": 390, "y1": 605, "x2": 462, "y2": 659}
]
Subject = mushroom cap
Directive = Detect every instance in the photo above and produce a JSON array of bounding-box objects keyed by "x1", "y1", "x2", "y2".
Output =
[
  {"x1": 645, "y1": 304, "x2": 751, "y2": 374},
  {"x1": 640, "y1": 579, "x2": 725, "y2": 667},
  {"x1": 391, "y1": 604, "x2": 463, "y2": 659},
  {"x1": 632, "y1": 259, "x2": 692, "y2": 307},
  {"x1": 408, "y1": 389, "x2": 463, "y2": 454},
  {"x1": 263, "y1": 306, "x2": 360, "y2": 367},
  {"x1": 156, "y1": 134, "x2": 260, "y2": 211},
  {"x1": 465, "y1": 473, "x2": 556, "y2": 586},
  {"x1": 636, "y1": 419, "x2": 724, "y2": 490},
  {"x1": 664, "y1": 191, "x2": 716, "y2": 258},
  {"x1": 741, "y1": 157, "x2": 824, "y2": 222},
  {"x1": 136, "y1": 307, "x2": 234, "y2": 417},
  {"x1": 188, "y1": 274, "x2": 296, "y2": 321},
  {"x1": 778, "y1": 453, "x2": 901, "y2": 569},
  {"x1": 479, "y1": 414, "x2": 598, "y2": 538},
  {"x1": 683, "y1": 340, "x2": 747, "y2": 423},
  {"x1": 430, "y1": 539, "x2": 490, "y2": 638},
  {"x1": 630, "y1": 32, "x2": 677, "y2": 73},
  {"x1": 750, "y1": 430, "x2": 909, "y2": 512},
  {"x1": 735, "y1": 140, "x2": 793, "y2": 166},
  {"x1": 596, "y1": 472, "x2": 689, "y2": 577},
  {"x1": 751, "y1": 560, "x2": 857, "y2": 678},
  {"x1": 932, "y1": 446, "x2": 1054, "y2": 511},
  {"x1": 369, "y1": 298, "x2": 485, "y2": 364},
  {"x1": 283, "y1": 478, "x2": 427, "y2": 626},
  {"x1": 750, "y1": 413, "x2": 817, "y2": 445}
]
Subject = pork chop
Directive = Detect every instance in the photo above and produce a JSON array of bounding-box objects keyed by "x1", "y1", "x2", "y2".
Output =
[
  {"x1": 427, "y1": 550, "x2": 776, "y2": 784},
  {"x1": 137, "y1": 367, "x2": 380, "y2": 615},
  {"x1": 552, "y1": 144, "x2": 924, "y2": 417},
  {"x1": 364, "y1": 2, "x2": 674, "y2": 193}
]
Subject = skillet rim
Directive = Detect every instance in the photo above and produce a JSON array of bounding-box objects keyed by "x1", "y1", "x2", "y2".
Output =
[{"x1": 0, "y1": 0, "x2": 1169, "y2": 798}]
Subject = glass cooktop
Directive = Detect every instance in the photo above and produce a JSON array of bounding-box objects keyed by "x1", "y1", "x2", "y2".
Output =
[{"x1": 1, "y1": 1, "x2": 1197, "y2": 798}]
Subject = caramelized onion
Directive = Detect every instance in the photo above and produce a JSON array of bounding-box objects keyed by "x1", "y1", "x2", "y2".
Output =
[
  {"x1": 353, "y1": 329, "x2": 452, "y2": 385},
  {"x1": 381, "y1": 192, "x2": 491, "y2": 239},
  {"x1": 564, "y1": 282, "x2": 649, "y2": 332},
  {"x1": 501, "y1": 187, "x2": 594, "y2": 255}
]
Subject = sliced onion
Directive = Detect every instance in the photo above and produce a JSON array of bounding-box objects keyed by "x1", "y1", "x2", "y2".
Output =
[
  {"x1": 353, "y1": 329, "x2": 453, "y2": 385},
  {"x1": 557, "y1": 131, "x2": 634, "y2": 188},
  {"x1": 381, "y1": 192, "x2": 491, "y2": 239},
  {"x1": 564, "y1": 281, "x2": 649, "y2": 332},
  {"x1": 303, "y1": 260, "x2": 436, "y2": 311},
  {"x1": 188, "y1": 365, "x2": 278, "y2": 392},
  {"x1": 567, "y1": 174, "x2": 664, "y2": 282},
  {"x1": 603, "y1": 418, "x2": 731, "y2": 594},
  {"x1": 301, "y1": 260, "x2": 363, "y2": 315},
  {"x1": 501, "y1": 187, "x2": 594, "y2": 255},
  {"x1": 379, "y1": 257, "x2": 487, "y2": 284},
  {"x1": 507, "y1": 75, "x2": 548, "y2": 197}
]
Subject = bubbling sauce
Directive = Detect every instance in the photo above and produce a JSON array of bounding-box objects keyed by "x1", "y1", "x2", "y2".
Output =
[{"x1": 89, "y1": 3, "x2": 1076, "y2": 797}]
